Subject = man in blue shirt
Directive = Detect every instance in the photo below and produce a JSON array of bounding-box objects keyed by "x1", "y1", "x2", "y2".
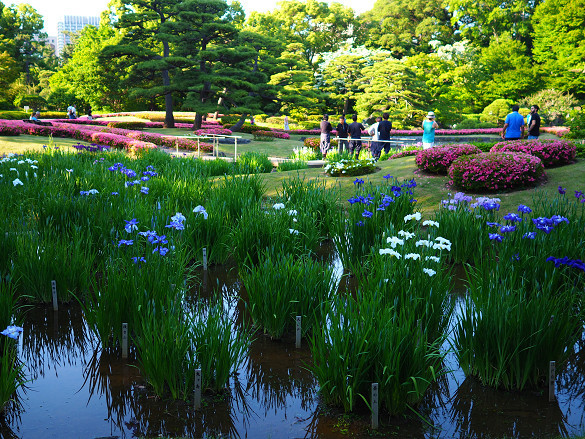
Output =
[{"x1": 501, "y1": 105, "x2": 525, "y2": 140}]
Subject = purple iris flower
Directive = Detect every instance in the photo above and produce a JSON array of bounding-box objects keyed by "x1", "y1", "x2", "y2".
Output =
[
  {"x1": 522, "y1": 232, "x2": 536, "y2": 239},
  {"x1": 503, "y1": 213, "x2": 522, "y2": 222},
  {"x1": 118, "y1": 239, "x2": 133, "y2": 247},
  {"x1": 517, "y1": 204, "x2": 532, "y2": 214},
  {"x1": 558, "y1": 186, "x2": 566, "y2": 195},
  {"x1": 362, "y1": 209, "x2": 373, "y2": 218},
  {"x1": 486, "y1": 222, "x2": 500, "y2": 228},
  {"x1": 489, "y1": 233, "x2": 503, "y2": 242},
  {"x1": 500, "y1": 225, "x2": 516, "y2": 233}
]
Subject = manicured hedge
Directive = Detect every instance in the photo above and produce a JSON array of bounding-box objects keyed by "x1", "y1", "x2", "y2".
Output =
[
  {"x1": 107, "y1": 121, "x2": 147, "y2": 130},
  {"x1": 415, "y1": 144, "x2": 482, "y2": 174},
  {"x1": 448, "y1": 152, "x2": 545, "y2": 192},
  {"x1": 490, "y1": 139, "x2": 576, "y2": 167}
]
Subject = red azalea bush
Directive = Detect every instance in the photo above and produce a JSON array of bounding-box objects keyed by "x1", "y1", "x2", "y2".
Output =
[
  {"x1": 448, "y1": 152, "x2": 545, "y2": 192},
  {"x1": 388, "y1": 150, "x2": 419, "y2": 160},
  {"x1": 490, "y1": 139, "x2": 576, "y2": 167},
  {"x1": 0, "y1": 125, "x2": 20, "y2": 136},
  {"x1": 415, "y1": 144, "x2": 481, "y2": 174}
]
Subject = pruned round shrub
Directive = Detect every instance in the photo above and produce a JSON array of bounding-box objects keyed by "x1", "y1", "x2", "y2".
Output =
[
  {"x1": 490, "y1": 139, "x2": 576, "y2": 167},
  {"x1": 448, "y1": 152, "x2": 544, "y2": 192},
  {"x1": 107, "y1": 121, "x2": 147, "y2": 130},
  {"x1": 415, "y1": 144, "x2": 482, "y2": 174},
  {"x1": 324, "y1": 158, "x2": 376, "y2": 177}
]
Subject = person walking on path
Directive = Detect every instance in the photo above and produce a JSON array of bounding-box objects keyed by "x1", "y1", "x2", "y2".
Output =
[
  {"x1": 284, "y1": 115, "x2": 289, "y2": 131},
  {"x1": 378, "y1": 113, "x2": 392, "y2": 154},
  {"x1": 319, "y1": 114, "x2": 333, "y2": 158},
  {"x1": 501, "y1": 105, "x2": 525, "y2": 140},
  {"x1": 336, "y1": 115, "x2": 349, "y2": 155},
  {"x1": 348, "y1": 114, "x2": 365, "y2": 160},
  {"x1": 422, "y1": 111, "x2": 439, "y2": 149},
  {"x1": 527, "y1": 105, "x2": 541, "y2": 139},
  {"x1": 368, "y1": 116, "x2": 383, "y2": 160}
]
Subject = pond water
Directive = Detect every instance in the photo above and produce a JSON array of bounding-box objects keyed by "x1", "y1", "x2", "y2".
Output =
[{"x1": 2, "y1": 258, "x2": 585, "y2": 439}]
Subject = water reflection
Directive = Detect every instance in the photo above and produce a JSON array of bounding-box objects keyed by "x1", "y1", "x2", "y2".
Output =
[
  {"x1": 21, "y1": 305, "x2": 91, "y2": 380},
  {"x1": 450, "y1": 376, "x2": 568, "y2": 439},
  {"x1": 246, "y1": 336, "x2": 316, "y2": 414}
]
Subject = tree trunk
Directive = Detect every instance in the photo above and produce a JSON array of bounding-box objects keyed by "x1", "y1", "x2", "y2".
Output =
[
  {"x1": 343, "y1": 97, "x2": 350, "y2": 116},
  {"x1": 193, "y1": 113, "x2": 203, "y2": 130},
  {"x1": 161, "y1": 40, "x2": 175, "y2": 128},
  {"x1": 230, "y1": 113, "x2": 248, "y2": 132}
]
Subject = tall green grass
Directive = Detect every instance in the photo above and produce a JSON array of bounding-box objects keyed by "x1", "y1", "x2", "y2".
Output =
[
  {"x1": 310, "y1": 291, "x2": 445, "y2": 415},
  {"x1": 454, "y1": 278, "x2": 582, "y2": 390},
  {"x1": 240, "y1": 251, "x2": 336, "y2": 339}
]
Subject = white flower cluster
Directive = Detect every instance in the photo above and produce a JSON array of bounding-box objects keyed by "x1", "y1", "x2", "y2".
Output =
[
  {"x1": 377, "y1": 218, "x2": 452, "y2": 277},
  {"x1": 1, "y1": 155, "x2": 39, "y2": 185}
]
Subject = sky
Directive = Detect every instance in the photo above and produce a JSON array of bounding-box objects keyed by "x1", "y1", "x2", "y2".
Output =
[{"x1": 6, "y1": 0, "x2": 376, "y2": 35}]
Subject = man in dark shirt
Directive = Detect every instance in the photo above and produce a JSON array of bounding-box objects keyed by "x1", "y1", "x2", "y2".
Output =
[
  {"x1": 378, "y1": 113, "x2": 393, "y2": 154},
  {"x1": 348, "y1": 114, "x2": 365, "y2": 160},
  {"x1": 336, "y1": 116, "x2": 349, "y2": 154},
  {"x1": 319, "y1": 114, "x2": 333, "y2": 158},
  {"x1": 528, "y1": 105, "x2": 541, "y2": 139}
]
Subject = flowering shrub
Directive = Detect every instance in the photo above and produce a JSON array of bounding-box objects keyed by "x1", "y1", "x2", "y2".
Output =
[
  {"x1": 448, "y1": 152, "x2": 545, "y2": 192},
  {"x1": 324, "y1": 158, "x2": 376, "y2": 177},
  {"x1": 252, "y1": 130, "x2": 275, "y2": 141},
  {"x1": 541, "y1": 126, "x2": 569, "y2": 137},
  {"x1": 303, "y1": 137, "x2": 339, "y2": 151},
  {"x1": 194, "y1": 128, "x2": 233, "y2": 136},
  {"x1": 415, "y1": 144, "x2": 482, "y2": 174},
  {"x1": 490, "y1": 139, "x2": 576, "y2": 167},
  {"x1": 0, "y1": 125, "x2": 20, "y2": 136},
  {"x1": 107, "y1": 121, "x2": 147, "y2": 130}
]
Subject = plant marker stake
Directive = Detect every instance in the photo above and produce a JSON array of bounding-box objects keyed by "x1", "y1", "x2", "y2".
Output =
[
  {"x1": 549, "y1": 361, "x2": 556, "y2": 402},
  {"x1": 197, "y1": 138, "x2": 201, "y2": 158},
  {"x1": 371, "y1": 382, "x2": 379, "y2": 429},
  {"x1": 234, "y1": 137, "x2": 238, "y2": 161},
  {"x1": 202, "y1": 247, "x2": 208, "y2": 270},
  {"x1": 296, "y1": 316, "x2": 302, "y2": 348},
  {"x1": 51, "y1": 280, "x2": 58, "y2": 311},
  {"x1": 122, "y1": 323, "x2": 128, "y2": 359},
  {"x1": 175, "y1": 139, "x2": 178, "y2": 154},
  {"x1": 194, "y1": 369, "x2": 202, "y2": 410}
]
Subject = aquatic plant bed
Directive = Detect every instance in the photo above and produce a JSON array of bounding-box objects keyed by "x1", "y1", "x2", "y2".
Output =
[{"x1": 0, "y1": 145, "x2": 584, "y2": 438}]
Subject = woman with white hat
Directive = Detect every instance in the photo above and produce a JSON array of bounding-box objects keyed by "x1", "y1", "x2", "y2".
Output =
[{"x1": 422, "y1": 111, "x2": 439, "y2": 149}]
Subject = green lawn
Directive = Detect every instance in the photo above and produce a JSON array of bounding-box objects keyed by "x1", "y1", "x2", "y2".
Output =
[{"x1": 2, "y1": 132, "x2": 583, "y2": 216}]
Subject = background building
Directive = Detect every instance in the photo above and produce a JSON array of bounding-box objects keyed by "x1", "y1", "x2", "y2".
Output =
[{"x1": 56, "y1": 15, "x2": 100, "y2": 56}]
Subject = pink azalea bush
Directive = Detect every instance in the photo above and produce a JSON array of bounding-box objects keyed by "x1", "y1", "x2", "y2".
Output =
[
  {"x1": 415, "y1": 144, "x2": 482, "y2": 174},
  {"x1": 0, "y1": 125, "x2": 20, "y2": 136},
  {"x1": 541, "y1": 126, "x2": 569, "y2": 137},
  {"x1": 490, "y1": 139, "x2": 576, "y2": 167},
  {"x1": 194, "y1": 128, "x2": 233, "y2": 136},
  {"x1": 448, "y1": 152, "x2": 545, "y2": 192},
  {"x1": 251, "y1": 130, "x2": 291, "y2": 140}
]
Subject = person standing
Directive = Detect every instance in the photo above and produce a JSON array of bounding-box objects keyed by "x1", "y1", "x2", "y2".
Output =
[
  {"x1": 336, "y1": 115, "x2": 349, "y2": 154},
  {"x1": 67, "y1": 104, "x2": 75, "y2": 119},
  {"x1": 501, "y1": 105, "x2": 525, "y2": 140},
  {"x1": 284, "y1": 115, "x2": 289, "y2": 131},
  {"x1": 527, "y1": 105, "x2": 541, "y2": 139},
  {"x1": 319, "y1": 114, "x2": 333, "y2": 158},
  {"x1": 368, "y1": 116, "x2": 382, "y2": 160},
  {"x1": 422, "y1": 111, "x2": 439, "y2": 149},
  {"x1": 378, "y1": 113, "x2": 392, "y2": 154},
  {"x1": 348, "y1": 114, "x2": 365, "y2": 160}
]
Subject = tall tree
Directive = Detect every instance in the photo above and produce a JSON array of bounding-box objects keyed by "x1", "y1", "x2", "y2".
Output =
[
  {"x1": 355, "y1": 56, "x2": 429, "y2": 127},
  {"x1": 247, "y1": 0, "x2": 357, "y2": 70},
  {"x1": 360, "y1": 0, "x2": 456, "y2": 58},
  {"x1": 103, "y1": 0, "x2": 182, "y2": 127},
  {"x1": 0, "y1": 3, "x2": 48, "y2": 85},
  {"x1": 445, "y1": 0, "x2": 540, "y2": 50},
  {"x1": 320, "y1": 54, "x2": 367, "y2": 115},
  {"x1": 532, "y1": 0, "x2": 585, "y2": 98}
]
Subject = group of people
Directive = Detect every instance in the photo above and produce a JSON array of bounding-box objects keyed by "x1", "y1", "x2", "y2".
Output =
[
  {"x1": 502, "y1": 105, "x2": 541, "y2": 140},
  {"x1": 319, "y1": 111, "x2": 438, "y2": 160}
]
